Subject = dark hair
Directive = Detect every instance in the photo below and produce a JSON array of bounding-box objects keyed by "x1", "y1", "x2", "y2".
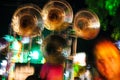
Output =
[
  {"x1": 45, "y1": 34, "x2": 67, "y2": 54},
  {"x1": 26, "y1": 75, "x2": 40, "y2": 80},
  {"x1": 42, "y1": 34, "x2": 68, "y2": 64}
]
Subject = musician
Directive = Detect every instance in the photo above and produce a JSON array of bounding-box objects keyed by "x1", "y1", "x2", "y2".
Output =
[{"x1": 39, "y1": 34, "x2": 68, "y2": 80}]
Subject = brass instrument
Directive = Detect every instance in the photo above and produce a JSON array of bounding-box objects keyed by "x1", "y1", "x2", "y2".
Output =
[
  {"x1": 73, "y1": 9, "x2": 100, "y2": 40},
  {"x1": 42, "y1": 0, "x2": 73, "y2": 31},
  {"x1": 6, "y1": 1, "x2": 101, "y2": 80},
  {"x1": 11, "y1": 3, "x2": 44, "y2": 37}
]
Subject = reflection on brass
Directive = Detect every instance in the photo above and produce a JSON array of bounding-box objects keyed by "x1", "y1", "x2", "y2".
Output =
[
  {"x1": 73, "y1": 10, "x2": 100, "y2": 40},
  {"x1": 42, "y1": 0, "x2": 73, "y2": 31},
  {"x1": 11, "y1": 3, "x2": 43, "y2": 37}
]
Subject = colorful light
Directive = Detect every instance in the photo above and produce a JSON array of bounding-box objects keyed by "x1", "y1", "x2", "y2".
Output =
[
  {"x1": 105, "y1": 0, "x2": 120, "y2": 16},
  {"x1": 30, "y1": 51, "x2": 39, "y2": 59},
  {"x1": 73, "y1": 52, "x2": 86, "y2": 66},
  {"x1": 115, "y1": 40, "x2": 120, "y2": 49}
]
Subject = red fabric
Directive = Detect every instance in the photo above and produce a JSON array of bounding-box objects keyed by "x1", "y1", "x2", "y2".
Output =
[{"x1": 40, "y1": 63, "x2": 64, "y2": 80}]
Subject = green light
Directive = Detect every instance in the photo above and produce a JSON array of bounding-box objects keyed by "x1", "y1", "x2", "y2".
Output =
[
  {"x1": 29, "y1": 44, "x2": 45, "y2": 64},
  {"x1": 3, "y1": 35, "x2": 15, "y2": 42},
  {"x1": 30, "y1": 51, "x2": 39, "y2": 59},
  {"x1": 111, "y1": 28, "x2": 120, "y2": 40},
  {"x1": 105, "y1": 0, "x2": 120, "y2": 16},
  {"x1": 2, "y1": 76, "x2": 6, "y2": 80},
  {"x1": 73, "y1": 64, "x2": 79, "y2": 73},
  {"x1": 108, "y1": 5, "x2": 113, "y2": 10}
]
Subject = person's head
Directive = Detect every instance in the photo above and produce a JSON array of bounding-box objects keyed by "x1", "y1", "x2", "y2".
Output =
[
  {"x1": 25, "y1": 75, "x2": 39, "y2": 80},
  {"x1": 93, "y1": 39, "x2": 120, "y2": 80},
  {"x1": 41, "y1": 34, "x2": 67, "y2": 65}
]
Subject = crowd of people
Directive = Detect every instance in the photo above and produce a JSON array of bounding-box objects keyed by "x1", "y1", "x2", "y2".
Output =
[
  {"x1": 24, "y1": 34, "x2": 120, "y2": 80},
  {"x1": 1, "y1": 33, "x2": 120, "y2": 80}
]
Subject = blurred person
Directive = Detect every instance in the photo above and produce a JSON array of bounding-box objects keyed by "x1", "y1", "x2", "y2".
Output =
[
  {"x1": 93, "y1": 38, "x2": 120, "y2": 80},
  {"x1": 39, "y1": 34, "x2": 68, "y2": 80}
]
